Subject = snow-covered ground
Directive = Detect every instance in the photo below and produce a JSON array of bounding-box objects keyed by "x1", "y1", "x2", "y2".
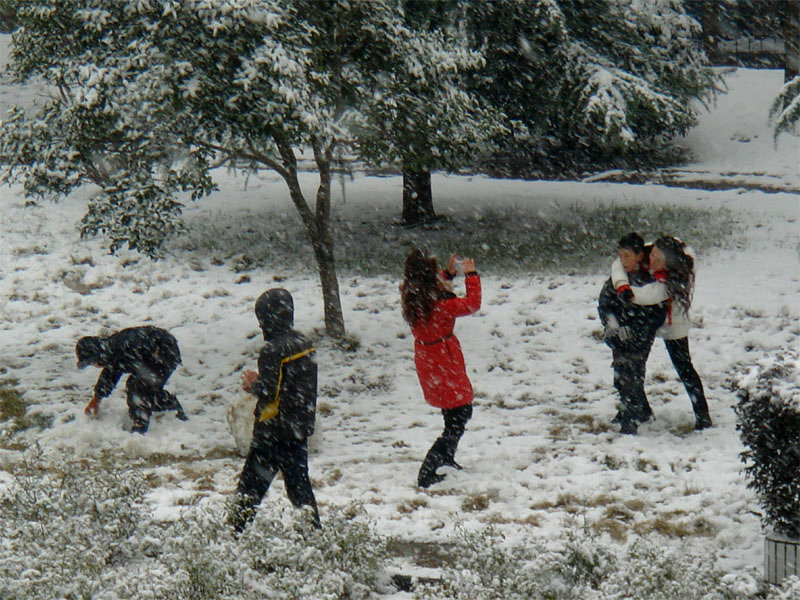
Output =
[{"x1": 0, "y1": 39, "x2": 798, "y2": 594}]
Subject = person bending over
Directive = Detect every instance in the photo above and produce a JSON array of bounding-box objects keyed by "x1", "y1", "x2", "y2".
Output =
[{"x1": 76, "y1": 326, "x2": 187, "y2": 434}]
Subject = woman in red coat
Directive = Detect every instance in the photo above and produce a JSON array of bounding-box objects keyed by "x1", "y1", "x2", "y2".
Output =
[{"x1": 401, "y1": 248, "x2": 481, "y2": 488}]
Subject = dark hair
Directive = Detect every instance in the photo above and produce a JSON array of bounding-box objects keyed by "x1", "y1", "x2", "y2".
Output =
[
  {"x1": 617, "y1": 232, "x2": 645, "y2": 254},
  {"x1": 76, "y1": 336, "x2": 105, "y2": 368},
  {"x1": 654, "y1": 236, "x2": 694, "y2": 312},
  {"x1": 400, "y1": 248, "x2": 448, "y2": 326}
]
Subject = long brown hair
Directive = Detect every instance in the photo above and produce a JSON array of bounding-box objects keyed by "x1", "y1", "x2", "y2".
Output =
[
  {"x1": 654, "y1": 236, "x2": 695, "y2": 313},
  {"x1": 400, "y1": 248, "x2": 449, "y2": 326}
]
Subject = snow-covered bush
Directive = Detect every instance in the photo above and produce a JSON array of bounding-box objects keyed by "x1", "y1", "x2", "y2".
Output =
[
  {"x1": 0, "y1": 452, "x2": 388, "y2": 599},
  {"x1": 0, "y1": 451, "x2": 149, "y2": 599},
  {"x1": 413, "y1": 525, "x2": 795, "y2": 600},
  {"x1": 770, "y1": 76, "x2": 800, "y2": 141},
  {"x1": 733, "y1": 352, "x2": 800, "y2": 539}
]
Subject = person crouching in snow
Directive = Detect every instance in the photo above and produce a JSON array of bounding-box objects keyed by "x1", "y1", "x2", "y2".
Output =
[
  {"x1": 76, "y1": 326, "x2": 187, "y2": 434},
  {"x1": 229, "y1": 289, "x2": 320, "y2": 533},
  {"x1": 401, "y1": 248, "x2": 481, "y2": 488}
]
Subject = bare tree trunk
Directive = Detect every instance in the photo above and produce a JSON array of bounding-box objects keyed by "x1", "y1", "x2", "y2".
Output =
[
  {"x1": 273, "y1": 134, "x2": 346, "y2": 339},
  {"x1": 310, "y1": 140, "x2": 345, "y2": 338},
  {"x1": 401, "y1": 166, "x2": 435, "y2": 226},
  {"x1": 784, "y1": 0, "x2": 800, "y2": 83}
]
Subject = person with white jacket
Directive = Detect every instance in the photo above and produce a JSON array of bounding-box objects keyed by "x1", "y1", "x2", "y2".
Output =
[{"x1": 611, "y1": 236, "x2": 712, "y2": 431}]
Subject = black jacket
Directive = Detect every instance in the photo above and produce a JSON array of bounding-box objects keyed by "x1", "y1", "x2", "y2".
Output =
[
  {"x1": 251, "y1": 290, "x2": 317, "y2": 441},
  {"x1": 598, "y1": 269, "x2": 666, "y2": 356},
  {"x1": 87, "y1": 327, "x2": 181, "y2": 398}
]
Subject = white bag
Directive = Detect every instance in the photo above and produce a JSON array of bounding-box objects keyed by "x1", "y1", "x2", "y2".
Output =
[
  {"x1": 226, "y1": 391, "x2": 322, "y2": 457},
  {"x1": 226, "y1": 391, "x2": 255, "y2": 458}
]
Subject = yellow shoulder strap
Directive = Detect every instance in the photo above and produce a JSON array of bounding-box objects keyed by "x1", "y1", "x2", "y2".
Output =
[{"x1": 258, "y1": 347, "x2": 315, "y2": 423}]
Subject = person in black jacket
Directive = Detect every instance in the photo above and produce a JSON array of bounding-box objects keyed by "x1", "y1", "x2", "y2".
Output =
[
  {"x1": 229, "y1": 289, "x2": 320, "y2": 533},
  {"x1": 76, "y1": 326, "x2": 187, "y2": 434},
  {"x1": 598, "y1": 233, "x2": 666, "y2": 435}
]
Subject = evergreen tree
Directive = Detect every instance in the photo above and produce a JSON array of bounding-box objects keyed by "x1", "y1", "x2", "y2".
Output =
[
  {"x1": 0, "y1": 0, "x2": 483, "y2": 337},
  {"x1": 353, "y1": 0, "x2": 503, "y2": 226},
  {"x1": 463, "y1": 0, "x2": 721, "y2": 177}
]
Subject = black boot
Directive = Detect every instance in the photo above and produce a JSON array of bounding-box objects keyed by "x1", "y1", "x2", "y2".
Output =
[
  {"x1": 418, "y1": 438, "x2": 448, "y2": 488},
  {"x1": 695, "y1": 413, "x2": 712, "y2": 430},
  {"x1": 175, "y1": 403, "x2": 189, "y2": 421},
  {"x1": 619, "y1": 419, "x2": 638, "y2": 435}
]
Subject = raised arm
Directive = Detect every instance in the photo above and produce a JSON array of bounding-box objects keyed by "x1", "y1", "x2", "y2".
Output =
[{"x1": 440, "y1": 271, "x2": 481, "y2": 318}]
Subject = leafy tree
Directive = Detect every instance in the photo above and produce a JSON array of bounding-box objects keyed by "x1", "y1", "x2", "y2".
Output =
[
  {"x1": 770, "y1": 75, "x2": 800, "y2": 140},
  {"x1": 0, "y1": 0, "x2": 485, "y2": 337},
  {"x1": 353, "y1": 0, "x2": 504, "y2": 226},
  {"x1": 463, "y1": 0, "x2": 721, "y2": 177}
]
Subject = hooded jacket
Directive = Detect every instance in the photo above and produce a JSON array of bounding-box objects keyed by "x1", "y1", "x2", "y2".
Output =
[
  {"x1": 411, "y1": 273, "x2": 481, "y2": 410},
  {"x1": 77, "y1": 326, "x2": 181, "y2": 399},
  {"x1": 250, "y1": 289, "x2": 317, "y2": 441}
]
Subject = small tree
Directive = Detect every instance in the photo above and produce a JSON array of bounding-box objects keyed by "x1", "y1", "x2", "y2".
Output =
[
  {"x1": 352, "y1": 0, "x2": 505, "y2": 226},
  {"x1": 733, "y1": 352, "x2": 800, "y2": 539},
  {"x1": 1, "y1": 0, "x2": 483, "y2": 337}
]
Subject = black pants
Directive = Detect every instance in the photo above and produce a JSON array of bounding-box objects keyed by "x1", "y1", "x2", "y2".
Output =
[
  {"x1": 664, "y1": 337, "x2": 710, "y2": 422},
  {"x1": 125, "y1": 366, "x2": 181, "y2": 433},
  {"x1": 418, "y1": 404, "x2": 473, "y2": 487},
  {"x1": 232, "y1": 436, "x2": 319, "y2": 532},
  {"x1": 612, "y1": 349, "x2": 652, "y2": 426}
]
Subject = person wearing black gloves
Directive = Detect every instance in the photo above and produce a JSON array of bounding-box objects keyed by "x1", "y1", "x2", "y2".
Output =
[
  {"x1": 229, "y1": 289, "x2": 320, "y2": 533},
  {"x1": 598, "y1": 233, "x2": 666, "y2": 435},
  {"x1": 76, "y1": 326, "x2": 187, "y2": 434}
]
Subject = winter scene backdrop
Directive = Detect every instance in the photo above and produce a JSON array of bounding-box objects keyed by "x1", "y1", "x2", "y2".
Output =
[{"x1": 0, "y1": 13, "x2": 799, "y2": 600}]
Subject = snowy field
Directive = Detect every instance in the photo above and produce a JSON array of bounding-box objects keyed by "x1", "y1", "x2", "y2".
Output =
[{"x1": 0, "y1": 35, "x2": 799, "y2": 597}]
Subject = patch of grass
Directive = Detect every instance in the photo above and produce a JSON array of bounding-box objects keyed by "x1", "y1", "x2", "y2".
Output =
[
  {"x1": 0, "y1": 383, "x2": 25, "y2": 421},
  {"x1": 0, "y1": 381, "x2": 54, "y2": 436},
  {"x1": 174, "y1": 202, "x2": 741, "y2": 277},
  {"x1": 397, "y1": 497, "x2": 429, "y2": 514},
  {"x1": 592, "y1": 517, "x2": 629, "y2": 542},
  {"x1": 462, "y1": 490, "x2": 498, "y2": 512}
]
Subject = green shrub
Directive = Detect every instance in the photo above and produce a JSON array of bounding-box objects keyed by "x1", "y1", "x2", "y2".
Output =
[
  {"x1": 413, "y1": 524, "x2": 794, "y2": 600},
  {"x1": 733, "y1": 352, "x2": 800, "y2": 538},
  {"x1": 0, "y1": 453, "x2": 389, "y2": 599}
]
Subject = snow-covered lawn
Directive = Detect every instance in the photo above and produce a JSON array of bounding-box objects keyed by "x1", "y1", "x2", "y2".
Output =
[{"x1": 0, "y1": 58, "x2": 798, "y2": 597}]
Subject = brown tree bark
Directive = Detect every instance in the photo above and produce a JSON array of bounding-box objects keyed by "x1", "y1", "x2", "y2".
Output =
[
  {"x1": 273, "y1": 134, "x2": 346, "y2": 339},
  {"x1": 401, "y1": 166, "x2": 435, "y2": 226}
]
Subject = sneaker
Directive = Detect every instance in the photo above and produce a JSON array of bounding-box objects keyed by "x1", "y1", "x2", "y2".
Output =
[{"x1": 175, "y1": 409, "x2": 189, "y2": 422}]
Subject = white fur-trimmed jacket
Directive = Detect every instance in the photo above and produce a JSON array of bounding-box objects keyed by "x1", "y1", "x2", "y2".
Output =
[{"x1": 610, "y1": 247, "x2": 696, "y2": 340}]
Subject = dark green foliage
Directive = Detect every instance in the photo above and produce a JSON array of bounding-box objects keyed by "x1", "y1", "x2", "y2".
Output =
[
  {"x1": 734, "y1": 354, "x2": 800, "y2": 538},
  {"x1": 462, "y1": 0, "x2": 722, "y2": 177},
  {"x1": 0, "y1": 0, "x2": 17, "y2": 32}
]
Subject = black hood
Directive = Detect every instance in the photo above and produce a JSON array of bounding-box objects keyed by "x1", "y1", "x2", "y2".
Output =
[
  {"x1": 76, "y1": 336, "x2": 107, "y2": 368},
  {"x1": 255, "y1": 289, "x2": 294, "y2": 340}
]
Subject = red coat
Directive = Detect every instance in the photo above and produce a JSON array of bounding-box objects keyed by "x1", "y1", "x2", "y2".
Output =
[{"x1": 411, "y1": 273, "x2": 481, "y2": 409}]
